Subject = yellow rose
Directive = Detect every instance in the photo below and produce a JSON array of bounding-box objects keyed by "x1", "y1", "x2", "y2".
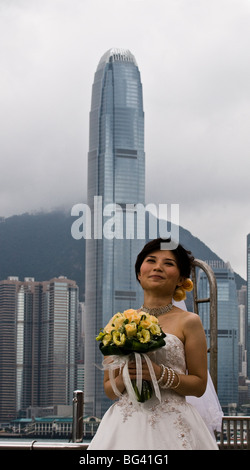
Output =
[
  {"x1": 113, "y1": 316, "x2": 125, "y2": 330},
  {"x1": 113, "y1": 331, "x2": 126, "y2": 346},
  {"x1": 104, "y1": 323, "x2": 114, "y2": 334},
  {"x1": 125, "y1": 322, "x2": 137, "y2": 337},
  {"x1": 150, "y1": 324, "x2": 161, "y2": 335},
  {"x1": 132, "y1": 312, "x2": 143, "y2": 324},
  {"x1": 140, "y1": 311, "x2": 158, "y2": 323},
  {"x1": 109, "y1": 312, "x2": 123, "y2": 325},
  {"x1": 123, "y1": 308, "x2": 136, "y2": 317},
  {"x1": 102, "y1": 334, "x2": 112, "y2": 346},
  {"x1": 149, "y1": 314, "x2": 159, "y2": 324},
  {"x1": 123, "y1": 309, "x2": 141, "y2": 324},
  {"x1": 139, "y1": 318, "x2": 152, "y2": 329},
  {"x1": 137, "y1": 329, "x2": 150, "y2": 343}
]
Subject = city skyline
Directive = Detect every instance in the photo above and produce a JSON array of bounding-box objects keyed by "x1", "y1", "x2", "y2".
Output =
[
  {"x1": 198, "y1": 261, "x2": 239, "y2": 409},
  {"x1": 0, "y1": 275, "x2": 78, "y2": 422},
  {"x1": 0, "y1": 238, "x2": 249, "y2": 422},
  {"x1": 0, "y1": 0, "x2": 250, "y2": 281}
]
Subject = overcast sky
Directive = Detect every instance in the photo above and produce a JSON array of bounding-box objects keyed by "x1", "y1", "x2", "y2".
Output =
[{"x1": 1, "y1": 0, "x2": 250, "y2": 279}]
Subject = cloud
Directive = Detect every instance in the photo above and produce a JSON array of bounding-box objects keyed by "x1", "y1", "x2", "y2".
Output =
[{"x1": 0, "y1": 0, "x2": 250, "y2": 277}]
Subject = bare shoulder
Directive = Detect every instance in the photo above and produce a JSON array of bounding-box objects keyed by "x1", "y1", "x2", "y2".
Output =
[
  {"x1": 182, "y1": 311, "x2": 203, "y2": 326},
  {"x1": 180, "y1": 310, "x2": 205, "y2": 337}
]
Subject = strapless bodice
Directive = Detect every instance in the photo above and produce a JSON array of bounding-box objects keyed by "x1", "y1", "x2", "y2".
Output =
[{"x1": 148, "y1": 333, "x2": 186, "y2": 375}]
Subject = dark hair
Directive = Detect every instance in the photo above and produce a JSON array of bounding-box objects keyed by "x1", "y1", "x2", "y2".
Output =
[{"x1": 135, "y1": 238, "x2": 194, "y2": 281}]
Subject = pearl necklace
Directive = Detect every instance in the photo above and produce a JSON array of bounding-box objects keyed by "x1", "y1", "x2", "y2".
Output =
[{"x1": 141, "y1": 302, "x2": 173, "y2": 317}]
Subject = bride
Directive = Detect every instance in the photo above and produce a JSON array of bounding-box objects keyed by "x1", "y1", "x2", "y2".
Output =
[{"x1": 88, "y1": 238, "x2": 221, "y2": 450}]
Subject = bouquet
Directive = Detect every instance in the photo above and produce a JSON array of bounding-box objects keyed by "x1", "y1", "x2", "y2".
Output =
[{"x1": 96, "y1": 309, "x2": 166, "y2": 403}]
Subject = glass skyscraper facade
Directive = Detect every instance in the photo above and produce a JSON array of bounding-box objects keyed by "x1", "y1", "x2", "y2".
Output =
[
  {"x1": 84, "y1": 49, "x2": 145, "y2": 417},
  {"x1": 40, "y1": 277, "x2": 78, "y2": 407},
  {"x1": 0, "y1": 276, "x2": 78, "y2": 422},
  {"x1": 197, "y1": 261, "x2": 239, "y2": 410}
]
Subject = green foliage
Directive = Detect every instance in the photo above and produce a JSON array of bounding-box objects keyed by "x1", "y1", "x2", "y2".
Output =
[{"x1": 0, "y1": 211, "x2": 85, "y2": 300}]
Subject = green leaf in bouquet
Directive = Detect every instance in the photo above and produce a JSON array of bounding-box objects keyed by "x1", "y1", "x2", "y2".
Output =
[
  {"x1": 99, "y1": 332, "x2": 166, "y2": 356},
  {"x1": 126, "y1": 334, "x2": 166, "y2": 353},
  {"x1": 99, "y1": 342, "x2": 126, "y2": 356},
  {"x1": 146, "y1": 335, "x2": 166, "y2": 351}
]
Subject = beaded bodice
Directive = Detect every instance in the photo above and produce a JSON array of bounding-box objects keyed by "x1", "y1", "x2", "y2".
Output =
[
  {"x1": 148, "y1": 333, "x2": 186, "y2": 375},
  {"x1": 117, "y1": 333, "x2": 187, "y2": 413},
  {"x1": 90, "y1": 331, "x2": 219, "y2": 450}
]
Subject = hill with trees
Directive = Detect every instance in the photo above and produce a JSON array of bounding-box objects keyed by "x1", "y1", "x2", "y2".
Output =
[{"x1": 0, "y1": 210, "x2": 245, "y2": 301}]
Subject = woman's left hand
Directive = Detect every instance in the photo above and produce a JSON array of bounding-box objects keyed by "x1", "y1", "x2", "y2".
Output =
[{"x1": 127, "y1": 357, "x2": 161, "y2": 382}]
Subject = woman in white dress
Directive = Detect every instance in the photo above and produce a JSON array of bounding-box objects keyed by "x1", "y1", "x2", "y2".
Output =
[{"x1": 88, "y1": 239, "x2": 220, "y2": 450}]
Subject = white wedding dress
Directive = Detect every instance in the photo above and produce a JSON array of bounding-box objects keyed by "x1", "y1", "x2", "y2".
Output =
[{"x1": 88, "y1": 333, "x2": 220, "y2": 450}]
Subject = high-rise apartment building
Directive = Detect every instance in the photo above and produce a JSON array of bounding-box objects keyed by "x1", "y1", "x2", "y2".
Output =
[
  {"x1": 40, "y1": 277, "x2": 78, "y2": 407},
  {"x1": 84, "y1": 49, "x2": 145, "y2": 417},
  {"x1": 238, "y1": 285, "x2": 247, "y2": 378},
  {"x1": 0, "y1": 276, "x2": 78, "y2": 422},
  {"x1": 197, "y1": 261, "x2": 239, "y2": 410}
]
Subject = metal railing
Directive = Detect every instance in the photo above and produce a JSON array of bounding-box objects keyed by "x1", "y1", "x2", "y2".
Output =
[
  {"x1": 191, "y1": 259, "x2": 218, "y2": 391},
  {"x1": 72, "y1": 390, "x2": 84, "y2": 443},
  {"x1": 217, "y1": 416, "x2": 250, "y2": 450},
  {"x1": 1, "y1": 416, "x2": 250, "y2": 450},
  {"x1": 0, "y1": 441, "x2": 88, "y2": 450}
]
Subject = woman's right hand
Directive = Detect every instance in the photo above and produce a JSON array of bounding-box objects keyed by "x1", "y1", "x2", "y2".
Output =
[{"x1": 127, "y1": 357, "x2": 162, "y2": 382}]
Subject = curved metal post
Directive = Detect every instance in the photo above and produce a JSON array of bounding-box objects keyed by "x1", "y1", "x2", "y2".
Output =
[{"x1": 191, "y1": 259, "x2": 218, "y2": 391}]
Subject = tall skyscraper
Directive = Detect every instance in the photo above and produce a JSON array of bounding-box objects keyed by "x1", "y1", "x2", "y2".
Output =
[
  {"x1": 197, "y1": 261, "x2": 239, "y2": 410},
  {"x1": 84, "y1": 49, "x2": 145, "y2": 417},
  {"x1": 0, "y1": 276, "x2": 78, "y2": 422},
  {"x1": 0, "y1": 277, "x2": 41, "y2": 421},
  {"x1": 238, "y1": 285, "x2": 247, "y2": 379},
  {"x1": 40, "y1": 277, "x2": 78, "y2": 407}
]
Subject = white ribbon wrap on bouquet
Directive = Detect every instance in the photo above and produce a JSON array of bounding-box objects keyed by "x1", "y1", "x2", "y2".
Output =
[{"x1": 102, "y1": 353, "x2": 161, "y2": 405}]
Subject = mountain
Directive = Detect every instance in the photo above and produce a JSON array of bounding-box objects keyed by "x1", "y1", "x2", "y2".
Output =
[
  {"x1": 0, "y1": 210, "x2": 246, "y2": 301},
  {"x1": 0, "y1": 211, "x2": 85, "y2": 298}
]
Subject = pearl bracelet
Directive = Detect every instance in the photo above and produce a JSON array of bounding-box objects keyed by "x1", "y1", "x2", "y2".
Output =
[
  {"x1": 168, "y1": 369, "x2": 175, "y2": 388},
  {"x1": 160, "y1": 367, "x2": 178, "y2": 389},
  {"x1": 157, "y1": 364, "x2": 166, "y2": 384},
  {"x1": 159, "y1": 367, "x2": 170, "y2": 388},
  {"x1": 160, "y1": 367, "x2": 173, "y2": 389},
  {"x1": 171, "y1": 371, "x2": 181, "y2": 389}
]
